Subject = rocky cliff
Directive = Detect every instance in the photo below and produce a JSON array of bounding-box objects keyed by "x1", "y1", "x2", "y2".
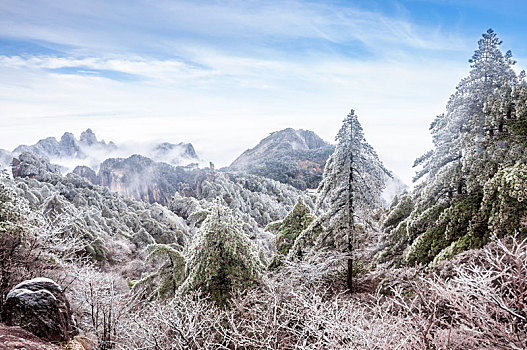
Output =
[{"x1": 95, "y1": 155, "x2": 203, "y2": 206}]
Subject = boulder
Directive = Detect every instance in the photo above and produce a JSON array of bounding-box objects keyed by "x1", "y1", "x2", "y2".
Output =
[{"x1": 2, "y1": 277, "x2": 77, "y2": 342}]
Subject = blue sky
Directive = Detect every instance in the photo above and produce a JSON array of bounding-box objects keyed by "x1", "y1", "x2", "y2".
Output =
[{"x1": 1, "y1": 0, "x2": 526, "y2": 184}]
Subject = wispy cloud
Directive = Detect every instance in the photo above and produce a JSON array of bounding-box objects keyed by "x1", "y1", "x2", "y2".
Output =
[{"x1": 0, "y1": 0, "x2": 469, "y2": 59}]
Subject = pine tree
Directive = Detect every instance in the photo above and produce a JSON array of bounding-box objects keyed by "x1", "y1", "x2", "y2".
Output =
[
  {"x1": 315, "y1": 110, "x2": 389, "y2": 290},
  {"x1": 381, "y1": 30, "x2": 526, "y2": 266},
  {"x1": 268, "y1": 197, "x2": 314, "y2": 269},
  {"x1": 179, "y1": 203, "x2": 262, "y2": 306},
  {"x1": 414, "y1": 29, "x2": 518, "y2": 200}
]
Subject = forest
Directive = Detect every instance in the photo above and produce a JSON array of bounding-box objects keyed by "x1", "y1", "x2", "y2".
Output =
[{"x1": 0, "y1": 29, "x2": 526, "y2": 350}]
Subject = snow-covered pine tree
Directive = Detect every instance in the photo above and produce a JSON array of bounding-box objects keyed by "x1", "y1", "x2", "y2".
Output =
[
  {"x1": 179, "y1": 203, "x2": 262, "y2": 306},
  {"x1": 315, "y1": 109, "x2": 389, "y2": 290},
  {"x1": 414, "y1": 29, "x2": 518, "y2": 200},
  {"x1": 267, "y1": 196, "x2": 314, "y2": 269},
  {"x1": 380, "y1": 30, "x2": 526, "y2": 266}
]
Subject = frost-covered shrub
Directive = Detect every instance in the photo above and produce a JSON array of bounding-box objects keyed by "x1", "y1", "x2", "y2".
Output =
[
  {"x1": 10, "y1": 170, "x2": 190, "y2": 264},
  {"x1": 423, "y1": 237, "x2": 527, "y2": 349},
  {"x1": 68, "y1": 267, "x2": 129, "y2": 350},
  {"x1": 0, "y1": 173, "x2": 34, "y2": 310},
  {"x1": 0, "y1": 172, "x2": 85, "y2": 315},
  {"x1": 117, "y1": 293, "x2": 223, "y2": 349}
]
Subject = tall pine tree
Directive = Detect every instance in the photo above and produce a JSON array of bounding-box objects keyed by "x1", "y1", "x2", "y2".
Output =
[
  {"x1": 414, "y1": 29, "x2": 518, "y2": 201},
  {"x1": 381, "y1": 29, "x2": 526, "y2": 266},
  {"x1": 312, "y1": 110, "x2": 389, "y2": 290}
]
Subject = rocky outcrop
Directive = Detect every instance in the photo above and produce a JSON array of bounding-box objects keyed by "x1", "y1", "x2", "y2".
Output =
[
  {"x1": 0, "y1": 324, "x2": 62, "y2": 350},
  {"x1": 228, "y1": 128, "x2": 334, "y2": 190},
  {"x1": 59, "y1": 132, "x2": 82, "y2": 158},
  {"x1": 150, "y1": 142, "x2": 198, "y2": 164},
  {"x1": 2, "y1": 278, "x2": 77, "y2": 342},
  {"x1": 79, "y1": 128, "x2": 117, "y2": 151},
  {"x1": 95, "y1": 155, "x2": 205, "y2": 205},
  {"x1": 12, "y1": 153, "x2": 61, "y2": 181},
  {"x1": 79, "y1": 128, "x2": 97, "y2": 146},
  {"x1": 13, "y1": 134, "x2": 83, "y2": 159},
  {"x1": 72, "y1": 165, "x2": 99, "y2": 185}
]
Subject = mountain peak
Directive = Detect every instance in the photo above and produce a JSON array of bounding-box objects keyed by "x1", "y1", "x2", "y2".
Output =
[
  {"x1": 60, "y1": 132, "x2": 79, "y2": 150},
  {"x1": 229, "y1": 128, "x2": 334, "y2": 189},
  {"x1": 80, "y1": 128, "x2": 98, "y2": 146},
  {"x1": 265, "y1": 128, "x2": 329, "y2": 151},
  {"x1": 150, "y1": 142, "x2": 198, "y2": 164}
]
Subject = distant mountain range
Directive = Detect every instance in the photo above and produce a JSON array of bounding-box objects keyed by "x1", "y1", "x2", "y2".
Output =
[
  {"x1": 0, "y1": 128, "x2": 200, "y2": 171},
  {"x1": 12, "y1": 129, "x2": 117, "y2": 160},
  {"x1": 2, "y1": 127, "x2": 336, "y2": 191}
]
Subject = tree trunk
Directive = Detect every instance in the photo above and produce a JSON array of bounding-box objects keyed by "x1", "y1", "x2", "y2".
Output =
[
  {"x1": 347, "y1": 251, "x2": 353, "y2": 292},
  {"x1": 347, "y1": 117, "x2": 354, "y2": 293}
]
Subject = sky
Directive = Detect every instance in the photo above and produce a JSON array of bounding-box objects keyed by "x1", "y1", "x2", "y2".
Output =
[{"x1": 1, "y1": 0, "x2": 527, "y2": 185}]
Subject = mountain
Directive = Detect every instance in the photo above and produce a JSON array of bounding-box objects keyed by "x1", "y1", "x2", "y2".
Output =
[
  {"x1": 71, "y1": 153, "x2": 306, "y2": 234},
  {"x1": 228, "y1": 128, "x2": 335, "y2": 190},
  {"x1": 11, "y1": 150, "x2": 305, "y2": 255},
  {"x1": 13, "y1": 129, "x2": 116, "y2": 160},
  {"x1": 11, "y1": 129, "x2": 118, "y2": 172},
  {"x1": 75, "y1": 154, "x2": 204, "y2": 206},
  {"x1": 9, "y1": 129, "x2": 306, "y2": 229},
  {"x1": 4, "y1": 153, "x2": 190, "y2": 265},
  {"x1": 149, "y1": 142, "x2": 198, "y2": 165},
  {"x1": 10, "y1": 129, "x2": 201, "y2": 173}
]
